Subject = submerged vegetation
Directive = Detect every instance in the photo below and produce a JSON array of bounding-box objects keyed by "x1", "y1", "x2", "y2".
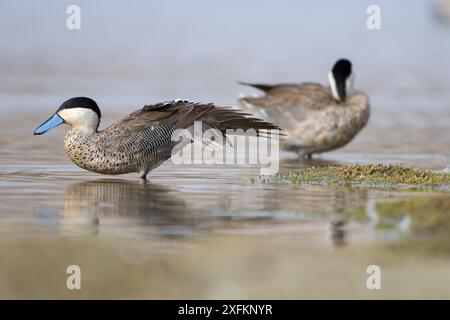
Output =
[
  {"x1": 371, "y1": 195, "x2": 450, "y2": 256},
  {"x1": 336, "y1": 195, "x2": 450, "y2": 232},
  {"x1": 263, "y1": 164, "x2": 449, "y2": 187},
  {"x1": 376, "y1": 195, "x2": 450, "y2": 233},
  {"x1": 258, "y1": 164, "x2": 450, "y2": 255}
]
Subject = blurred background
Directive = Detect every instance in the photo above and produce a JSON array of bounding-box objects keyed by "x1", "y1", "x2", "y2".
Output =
[
  {"x1": 0, "y1": 0, "x2": 450, "y2": 158},
  {"x1": 1, "y1": 0, "x2": 449, "y2": 159},
  {"x1": 0, "y1": 1, "x2": 448, "y2": 106},
  {"x1": 0, "y1": 0, "x2": 449, "y2": 299}
]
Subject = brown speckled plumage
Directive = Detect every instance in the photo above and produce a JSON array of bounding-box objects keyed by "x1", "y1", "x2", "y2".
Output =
[
  {"x1": 239, "y1": 82, "x2": 370, "y2": 157},
  {"x1": 61, "y1": 100, "x2": 279, "y2": 178}
]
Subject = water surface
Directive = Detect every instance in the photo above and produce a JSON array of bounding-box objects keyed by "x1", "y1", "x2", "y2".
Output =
[{"x1": 0, "y1": 0, "x2": 449, "y2": 299}]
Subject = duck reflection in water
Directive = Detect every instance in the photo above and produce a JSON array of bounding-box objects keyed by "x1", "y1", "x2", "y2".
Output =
[{"x1": 55, "y1": 180, "x2": 203, "y2": 237}]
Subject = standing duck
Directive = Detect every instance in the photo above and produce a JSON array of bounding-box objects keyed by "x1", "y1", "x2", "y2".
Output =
[
  {"x1": 34, "y1": 98, "x2": 279, "y2": 179},
  {"x1": 238, "y1": 59, "x2": 370, "y2": 158}
]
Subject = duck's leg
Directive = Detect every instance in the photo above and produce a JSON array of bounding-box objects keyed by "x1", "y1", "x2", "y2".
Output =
[
  {"x1": 139, "y1": 169, "x2": 149, "y2": 180},
  {"x1": 297, "y1": 151, "x2": 313, "y2": 160}
]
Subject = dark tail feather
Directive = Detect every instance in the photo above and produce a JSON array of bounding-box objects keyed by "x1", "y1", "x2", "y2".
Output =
[
  {"x1": 238, "y1": 81, "x2": 274, "y2": 93},
  {"x1": 173, "y1": 102, "x2": 282, "y2": 138},
  {"x1": 202, "y1": 107, "x2": 282, "y2": 138}
]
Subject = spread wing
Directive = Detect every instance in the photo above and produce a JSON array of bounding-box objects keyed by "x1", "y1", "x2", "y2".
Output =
[
  {"x1": 97, "y1": 100, "x2": 192, "y2": 154},
  {"x1": 97, "y1": 100, "x2": 280, "y2": 154}
]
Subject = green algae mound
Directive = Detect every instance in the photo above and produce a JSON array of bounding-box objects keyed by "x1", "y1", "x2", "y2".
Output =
[{"x1": 266, "y1": 164, "x2": 449, "y2": 187}]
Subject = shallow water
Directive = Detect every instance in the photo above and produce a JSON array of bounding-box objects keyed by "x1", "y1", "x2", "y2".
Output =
[{"x1": 0, "y1": 0, "x2": 450, "y2": 298}]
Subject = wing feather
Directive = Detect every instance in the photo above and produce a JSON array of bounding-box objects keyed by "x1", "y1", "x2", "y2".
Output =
[{"x1": 98, "y1": 100, "x2": 280, "y2": 154}]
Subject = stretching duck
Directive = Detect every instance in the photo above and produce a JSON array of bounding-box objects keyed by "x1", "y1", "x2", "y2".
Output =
[
  {"x1": 34, "y1": 98, "x2": 279, "y2": 179},
  {"x1": 239, "y1": 59, "x2": 370, "y2": 158}
]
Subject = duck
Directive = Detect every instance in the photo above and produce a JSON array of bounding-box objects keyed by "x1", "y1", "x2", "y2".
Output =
[
  {"x1": 33, "y1": 97, "x2": 279, "y2": 179},
  {"x1": 238, "y1": 59, "x2": 370, "y2": 158}
]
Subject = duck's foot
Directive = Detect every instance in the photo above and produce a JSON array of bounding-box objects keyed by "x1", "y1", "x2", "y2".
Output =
[{"x1": 139, "y1": 169, "x2": 149, "y2": 181}]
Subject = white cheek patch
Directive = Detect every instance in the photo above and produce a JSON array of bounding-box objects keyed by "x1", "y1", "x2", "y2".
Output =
[
  {"x1": 328, "y1": 72, "x2": 340, "y2": 101},
  {"x1": 58, "y1": 108, "x2": 99, "y2": 129},
  {"x1": 328, "y1": 71, "x2": 355, "y2": 101},
  {"x1": 345, "y1": 72, "x2": 355, "y2": 99}
]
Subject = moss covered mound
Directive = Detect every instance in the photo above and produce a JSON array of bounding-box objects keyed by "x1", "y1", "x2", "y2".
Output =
[{"x1": 267, "y1": 164, "x2": 449, "y2": 187}]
